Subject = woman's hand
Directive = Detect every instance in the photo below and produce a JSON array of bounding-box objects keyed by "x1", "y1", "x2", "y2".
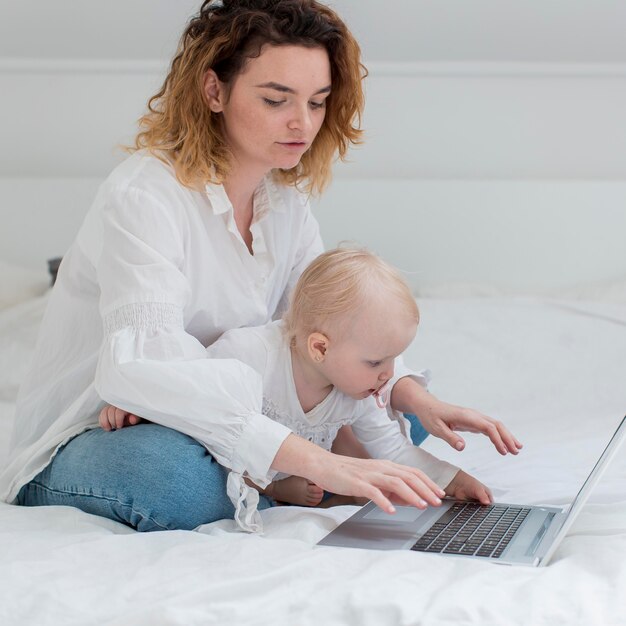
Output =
[
  {"x1": 317, "y1": 454, "x2": 448, "y2": 513},
  {"x1": 273, "y1": 434, "x2": 446, "y2": 514},
  {"x1": 444, "y1": 470, "x2": 493, "y2": 505},
  {"x1": 98, "y1": 405, "x2": 144, "y2": 431}
]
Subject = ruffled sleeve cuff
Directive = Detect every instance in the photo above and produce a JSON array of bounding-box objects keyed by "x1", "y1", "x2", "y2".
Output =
[{"x1": 231, "y1": 413, "x2": 292, "y2": 486}]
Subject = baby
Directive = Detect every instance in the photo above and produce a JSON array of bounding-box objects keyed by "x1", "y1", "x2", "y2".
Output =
[{"x1": 101, "y1": 247, "x2": 510, "y2": 507}]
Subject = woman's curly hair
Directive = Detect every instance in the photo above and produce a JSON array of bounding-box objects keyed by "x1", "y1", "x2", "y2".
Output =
[{"x1": 132, "y1": 0, "x2": 367, "y2": 195}]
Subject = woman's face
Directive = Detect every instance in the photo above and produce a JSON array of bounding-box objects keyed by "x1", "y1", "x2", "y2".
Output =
[{"x1": 205, "y1": 44, "x2": 331, "y2": 178}]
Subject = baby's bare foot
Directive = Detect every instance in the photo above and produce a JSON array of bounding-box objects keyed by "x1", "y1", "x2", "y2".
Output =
[
  {"x1": 317, "y1": 494, "x2": 369, "y2": 508},
  {"x1": 265, "y1": 476, "x2": 324, "y2": 506}
]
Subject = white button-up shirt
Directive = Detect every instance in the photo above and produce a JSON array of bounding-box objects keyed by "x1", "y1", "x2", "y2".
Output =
[
  {"x1": 1, "y1": 151, "x2": 323, "y2": 502},
  {"x1": 1, "y1": 151, "x2": 423, "y2": 529}
]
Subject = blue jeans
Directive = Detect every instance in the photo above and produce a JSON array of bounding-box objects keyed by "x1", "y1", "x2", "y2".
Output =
[
  {"x1": 16, "y1": 424, "x2": 274, "y2": 532},
  {"x1": 405, "y1": 413, "x2": 430, "y2": 446}
]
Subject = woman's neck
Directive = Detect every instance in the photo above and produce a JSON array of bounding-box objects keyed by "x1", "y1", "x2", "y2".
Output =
[
  {"x1": 222, "y1": 166, "x2": 267, "y2": 254},
  {"x1": 222, "y1": 161, "x2": 268, "y2": 218},
  {"x1": 290, "y1": 344, "x2": 334, "y2": 413}
]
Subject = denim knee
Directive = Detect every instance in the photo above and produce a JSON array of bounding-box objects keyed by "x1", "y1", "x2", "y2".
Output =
[{"x1": 17, "y1": 424, "x2": 272, "y2": 532}]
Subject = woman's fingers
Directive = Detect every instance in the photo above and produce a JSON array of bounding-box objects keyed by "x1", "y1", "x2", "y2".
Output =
[
  {"x1": 359, "y1": 484, "x2": 396, "y2": 514},
  {"x1": 352, "y1": 461, "x2": 445, "y2": 512},
  {"x1": 394, "y1": 467, "x2": 445, "y2": 505}
]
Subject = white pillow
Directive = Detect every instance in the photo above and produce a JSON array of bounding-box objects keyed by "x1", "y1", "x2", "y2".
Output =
[
  {"x1": 0, "y1": 293, "x2": 49, "y2": 401},
  {"x1": 0, "y1": 260, "x2": 49, "y2": 310}
]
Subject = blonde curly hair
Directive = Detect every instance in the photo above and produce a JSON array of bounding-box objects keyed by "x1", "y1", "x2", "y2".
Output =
[{"x1": 131, "y1": 0, "x2": 367, "y2": 195}]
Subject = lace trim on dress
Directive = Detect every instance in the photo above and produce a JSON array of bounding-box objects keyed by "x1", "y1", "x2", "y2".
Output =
[
  {"x1": 262, "y1": 397, "x2": 353, "y2": 452},
  {"x1": 103, "y1": 302, "x2": 184, "y2": 335}
]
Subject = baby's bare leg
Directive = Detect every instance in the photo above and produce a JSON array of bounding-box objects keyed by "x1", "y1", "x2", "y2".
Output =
[
  {"x1": 246, "y1": 428, "x2": 372, "y2": 508},
  {"x1": 319, "y1": 426, "x2": 371, "y2": 507},
  {"x1": 245, "y1": 476, "x2": 324, "y2": 507},
  {"x1": 331, "y1": 425, "x2": 370, "y2": 459}
]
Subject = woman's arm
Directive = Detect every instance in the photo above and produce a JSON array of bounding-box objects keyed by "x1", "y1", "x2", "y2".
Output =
[
  {"x1": 271, "y1": 433, "x2": 446, "y2": 514},
  {"x1": 95, "y1": 184, "x2": 295, "y2": 490}
]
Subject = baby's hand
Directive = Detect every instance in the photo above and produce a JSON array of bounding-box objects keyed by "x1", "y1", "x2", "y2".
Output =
[
  {"x1": 418, "y1": 403, "x2": 523, "y2": 456},
  {"x1": 98, "y1": 405, "x2": 143, "y2": 431},
  {"x1": 444, "y1": 470, "x2": 492, "y2": 505}
]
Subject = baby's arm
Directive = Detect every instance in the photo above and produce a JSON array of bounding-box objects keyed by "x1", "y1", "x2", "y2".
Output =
[
  {"x1": 352, "y1": 404, "x2": 492, "y2": 504},
  {"x1": 390, "y1": 376, "x2": 523, "y2": 455}
]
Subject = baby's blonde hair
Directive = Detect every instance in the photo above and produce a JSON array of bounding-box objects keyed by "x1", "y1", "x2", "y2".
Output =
[{"x1": 283, "y1": 247, "x2": 419, "y2": 342}]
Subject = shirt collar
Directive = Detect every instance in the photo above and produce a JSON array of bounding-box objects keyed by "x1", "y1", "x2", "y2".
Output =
[{"x1": 204, "y1": 174, "x2": 288, "y2": 217}]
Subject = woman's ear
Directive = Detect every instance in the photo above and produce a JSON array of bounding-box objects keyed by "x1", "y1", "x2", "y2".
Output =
[
  {"x1": 204, "y1": 69, "x2": 225, "y2": 112},
  {"x1": 308, "y1": 332, "x2": 329, "y2": 363}
]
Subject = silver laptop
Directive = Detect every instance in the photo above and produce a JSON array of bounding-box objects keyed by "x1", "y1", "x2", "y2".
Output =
[{"x1": 318, "y1": 415, "x2": 626, "y2": 567}]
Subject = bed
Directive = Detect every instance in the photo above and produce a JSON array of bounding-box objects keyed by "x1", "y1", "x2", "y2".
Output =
[{"x1": 0, "y1": 261, "x2": 625, "y2": 626}]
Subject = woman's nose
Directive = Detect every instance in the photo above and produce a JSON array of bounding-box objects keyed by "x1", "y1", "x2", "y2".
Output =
[{"x1": 288, "y1": 104, "x2": 312, "y2": 132}]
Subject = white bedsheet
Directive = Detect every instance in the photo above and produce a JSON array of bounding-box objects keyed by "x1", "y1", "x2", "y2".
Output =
[{"x1": 0, "y1": 294, "x2": 625, "y2": 626}]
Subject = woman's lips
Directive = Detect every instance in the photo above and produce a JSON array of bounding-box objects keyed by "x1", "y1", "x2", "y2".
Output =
[{"x1": 278, "y1": 141, "x2": 307, "y2": 149}]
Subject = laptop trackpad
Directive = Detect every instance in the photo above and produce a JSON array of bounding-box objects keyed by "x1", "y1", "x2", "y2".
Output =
[{"x1": 363, "y1": 505, "x2": 423, "y2": 523}]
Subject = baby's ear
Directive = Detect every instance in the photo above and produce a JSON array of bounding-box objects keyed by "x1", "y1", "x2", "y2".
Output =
[{"x1": 308, "y1": 332, "x2": 329, "y2": 362}]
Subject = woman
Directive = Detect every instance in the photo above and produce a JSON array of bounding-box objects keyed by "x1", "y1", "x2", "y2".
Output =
[{"x1": 2, "y1": 0, "x2": 519, "y2": 532}]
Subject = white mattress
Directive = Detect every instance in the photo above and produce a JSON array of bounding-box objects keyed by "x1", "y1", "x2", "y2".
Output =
[{"x1": 0, "y1": 291, "x2": 625, "y2": 625}]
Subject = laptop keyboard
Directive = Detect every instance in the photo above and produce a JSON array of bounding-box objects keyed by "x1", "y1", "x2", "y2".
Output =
[{"x1": 411, "y1": 502, "x2": 531, "y2": 558}]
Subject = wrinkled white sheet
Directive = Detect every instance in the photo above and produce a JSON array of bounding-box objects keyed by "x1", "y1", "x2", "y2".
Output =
[{"x1": 0, "y1": 295, "x2": 625, "y2": 626}]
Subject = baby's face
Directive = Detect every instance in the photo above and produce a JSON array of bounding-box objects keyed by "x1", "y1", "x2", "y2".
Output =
[{"x1": 321, "y1": 299, "x2": 417, "y2": 402}]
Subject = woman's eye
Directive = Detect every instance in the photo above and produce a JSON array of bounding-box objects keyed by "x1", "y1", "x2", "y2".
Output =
[
  {"x1": 263, "y1": 98, "x2": 284, "y2": 107},
  {"x1": 309, "y1": 100, "x2": 326, "y2": 110}
]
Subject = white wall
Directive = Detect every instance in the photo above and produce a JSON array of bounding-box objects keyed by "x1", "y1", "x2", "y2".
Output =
[
  {"x1": 3, "y1": 62, "x2": 626, "y2": 180},
  {"x1": 1, "y1": 2, "x2": 626, "y2": 292},
  {"x1": 315, "y1": 179, "x2": 626, "y2": 293}
]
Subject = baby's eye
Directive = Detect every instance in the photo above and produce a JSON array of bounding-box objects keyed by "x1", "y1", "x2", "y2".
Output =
[{"x1": 368, "y1": 361, "x2": 382, "y2": 368}]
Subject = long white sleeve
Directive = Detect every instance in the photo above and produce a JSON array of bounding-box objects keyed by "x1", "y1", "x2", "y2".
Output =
[
  {"x1": 351, "y1": 404, "x2": 459, "y2": 489},
  {"x1": 96, "y1": 314, "x2": 290, "y2": 483},
  {"x1": 0, "y1": 153, "x2": 326, "y2": 513},
  {"x1": 93, "y1": 184, "x2": 294, "y2": 531}
]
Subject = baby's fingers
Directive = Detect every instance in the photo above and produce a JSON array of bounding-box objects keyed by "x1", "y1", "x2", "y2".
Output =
[
  {"x1": 112, "y1": 408, "x2": 129, "y2": 430},
  {"x1": 98, "y1": 406, "x2": 116, "y2": 431},
  {"x1": 498, "y1": 424, "x2": 523, "y2": 455}
]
